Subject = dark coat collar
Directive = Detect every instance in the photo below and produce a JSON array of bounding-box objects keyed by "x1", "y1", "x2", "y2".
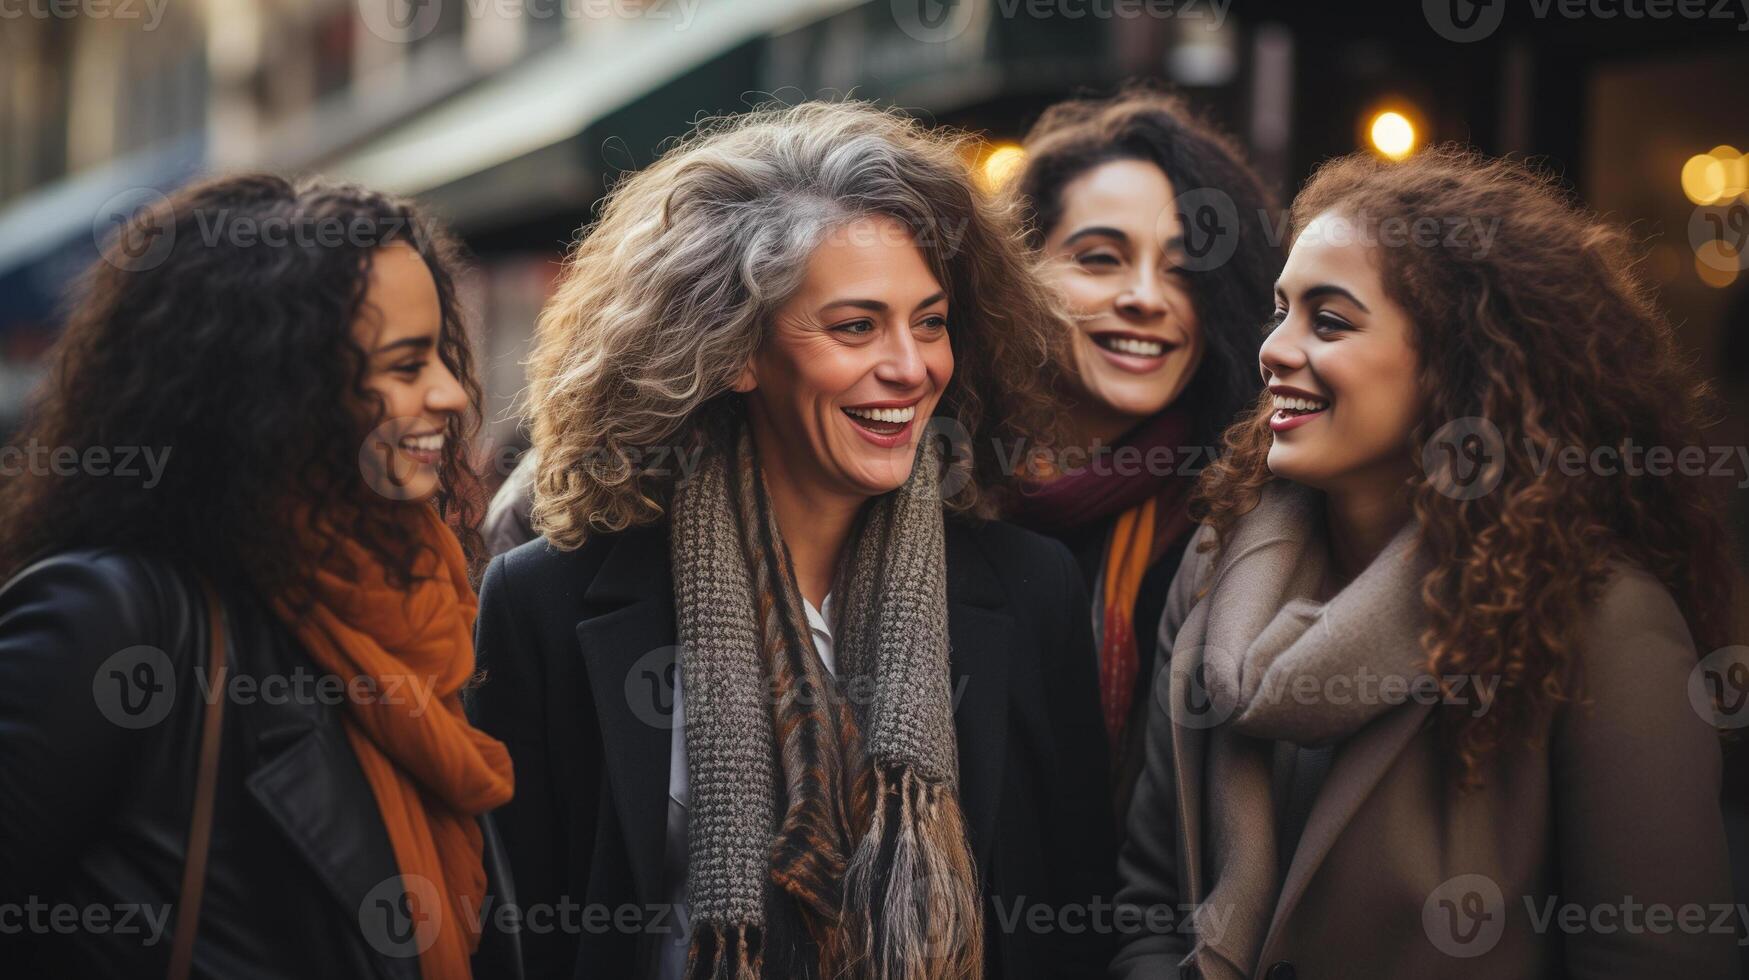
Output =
[
  {"x1": 574, "y1": 520, "x2": 1013, "y2": 907},
  {"x1": 221, "y1": 600, "x2": 421, "y2": 980}
]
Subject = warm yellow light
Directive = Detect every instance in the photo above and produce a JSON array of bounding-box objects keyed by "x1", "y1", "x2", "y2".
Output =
[
  {"x1": 1368, "y1": 111, "x2": 1417, "y2": 161},
  {"x1": 1711, "y1": 145, "x2": 1747, "y2": 198},
  {"x1": 1683, "y1": 153, "x2": 1728, "y2": 205},
  {"x1": 1695, "y1": 240, "x2": 1741, "y2": 288},
  {"x1": 980, "y1": 144, "x2": 1026, "y2": 191}
]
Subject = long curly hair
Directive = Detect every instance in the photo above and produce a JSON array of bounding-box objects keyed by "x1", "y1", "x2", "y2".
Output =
[
  {"x1": 0, "y1": 174, "x2": 486, "y2": 603},
  {"x1": 1015, "y1": 86, "x2": 1281, "y2": 451},
  {"x1": 528, "y1": 100, "x2": 1070, "y2": 548},
  {"x1": 1193, "y1": 146, "x2": 1735, "y2": 784}
]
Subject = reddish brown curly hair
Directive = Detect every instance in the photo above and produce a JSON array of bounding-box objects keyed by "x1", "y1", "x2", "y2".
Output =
[{"x1": 1193, "y1": 146, "x2": 1736, "y2": 784}]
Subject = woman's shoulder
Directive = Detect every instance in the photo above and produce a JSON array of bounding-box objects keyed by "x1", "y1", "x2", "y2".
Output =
[
  {"x1": 947, "y1": 513, "x2": 1076, "y2": 573},
  {"x1": 945, "y1": 514, "x2": 1082, "y2": 614},
  {"x1": 1581, "y1": 560, "x2": 1696, "y2": 665},
  {"x1": 1, "y1": 548, "x2": 183, "y2": 628},
  {"x1": 485, "y1": 523, "x2": 668, "y2": 609},
  {"x1": 0, "y1": 548, "x2": 197, "y2": 688}
]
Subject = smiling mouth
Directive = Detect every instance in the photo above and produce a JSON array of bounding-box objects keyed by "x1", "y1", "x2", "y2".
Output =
[
  {"x1": 397, "y1": 432, "x2": 444, "y2": 462},
  {"x1": 843, "y1": 404, "x2": 916, "y2": 436},
  {"x1": 1090, "y1": 332, "x2": 1174, "y2": 358},
  {"x1": 1270, "y1": 393, "x2": 1328, "y2": 417}
]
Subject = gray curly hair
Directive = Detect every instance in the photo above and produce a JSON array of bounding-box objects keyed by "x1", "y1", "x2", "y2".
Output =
[{"x1": 526, "y1": 100, "x2": 1070, "y2": 548}]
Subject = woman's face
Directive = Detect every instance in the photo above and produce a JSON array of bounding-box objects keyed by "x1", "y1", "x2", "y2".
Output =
[
  {"x1": 353, "y1": 242, "x2": 468, "y2": 502},
  {"x1": 1262, "y1": 210, "x2": 1421, "y2": 495},
  {"x1": 1041, "y1": 158, "x2": 1204, "y2": 436},
  {"x1": 740, "y1": 214, "x2": 954, "y2": 500}
]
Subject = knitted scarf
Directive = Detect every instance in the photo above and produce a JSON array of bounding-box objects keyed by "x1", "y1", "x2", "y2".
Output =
[
  {"x1": 1169, "y1": 481, "x2": 1429, "y2": 980},
  {"x1": 669, "y1": 420, "x2": 982, "y2": 980},
  {"x1": 274, "y1": 503, "x2": 515, "y2": 980}
]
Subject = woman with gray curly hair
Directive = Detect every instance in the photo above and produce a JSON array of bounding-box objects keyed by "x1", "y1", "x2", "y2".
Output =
[{"x1": 469, "y1": 101, "x2": 1118, "y2": 979}]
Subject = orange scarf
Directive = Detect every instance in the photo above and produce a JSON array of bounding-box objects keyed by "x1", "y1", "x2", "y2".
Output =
[
  {"x1": 1098, "y1": 496, "x2": 1193, "y2": 747},
  {"x1": 275, "y1": 504, "x2": 513, "y2": 980}
]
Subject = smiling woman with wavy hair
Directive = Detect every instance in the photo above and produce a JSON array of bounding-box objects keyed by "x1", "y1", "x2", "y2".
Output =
[
  {"x1": 524, "y1": 103, "x2": 1069, "y2": 547},
  {"x1": 472, "y1": 101, "x2": 1117, "y2": 980},
  {"x1": 1114, "y1": 146, "x2": 1739, "y2": 979}
]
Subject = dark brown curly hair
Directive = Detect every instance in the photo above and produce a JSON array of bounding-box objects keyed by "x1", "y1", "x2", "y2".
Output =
[
  {"x1": 0, "y1": 173, "x2": 486, "y2": 603},
  {"x1": 1015, "y1": 87, "x2": 1281, "y2": 452},
  {"x1": 1193, "y1": 146, "x2": 1735, "y2": 784}
]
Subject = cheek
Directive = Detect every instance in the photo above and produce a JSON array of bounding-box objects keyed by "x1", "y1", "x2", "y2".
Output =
[
  {"x1": 1054, "y1": 271, "x2": 1113, "y2": 318},
  {"x1": 927, "y1": 339, "x2": 955, "y2": 390},
  {"x1": 1331, "y1": 346, "x2": 1421, "y2": 446}
]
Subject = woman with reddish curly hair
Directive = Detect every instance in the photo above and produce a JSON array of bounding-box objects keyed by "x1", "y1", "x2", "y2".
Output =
[{"x1": 1112, "y1": 147, "x2": 1740, "y2": 979}]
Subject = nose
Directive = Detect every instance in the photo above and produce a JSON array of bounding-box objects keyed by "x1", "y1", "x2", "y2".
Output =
[
  {"x1": 1116, "y1": 264, "x2": 1169, "y2": 321},
  {"x1": 426, "y1": 353, "x2": 469, "y2": 416},
  {"x1": 874, "y1": 321, "x2": 929, "y2": 389},
  {"x1": 1258, "y1": 312, "x2": 1308, "y2": 383}
]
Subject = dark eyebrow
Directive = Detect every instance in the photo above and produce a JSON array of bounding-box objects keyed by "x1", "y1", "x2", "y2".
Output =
[
  {"x1": 1274, "y1": 282, "x2": 1371, "y2": 313},
  {"x1": 1060, "y1": 225, "x2": 1129, "y2": 248},
  {"x1": 372, "y1": 336, "x2": 434, "y2": 356},
  {"x1": 820, "y1": 290, "x2": 948, "y2": 317}
]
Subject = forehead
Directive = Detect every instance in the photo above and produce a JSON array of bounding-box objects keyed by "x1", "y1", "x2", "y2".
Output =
[
  {"x1": 795, "y1": 214, "x2": 942, "y2": 297},
  {"x1": 358, "y1": 243, "x2": 441, "y2": 341},
  {"x1": 1281, "y1": 212, "x2": 1383, "y2": 289},
  {"x1": 1054, "y1": 158, "x2": 1179, "y2": 237}
]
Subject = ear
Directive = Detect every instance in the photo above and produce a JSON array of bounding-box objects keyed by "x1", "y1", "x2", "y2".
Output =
[{"x1": 730, "y1": 360, "x2": 757, "y2": 394}]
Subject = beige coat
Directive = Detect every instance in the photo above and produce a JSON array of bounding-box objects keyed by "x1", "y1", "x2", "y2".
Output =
[{"x1": 1112, "y1": 510, "x2": 1740, "y2": 980}]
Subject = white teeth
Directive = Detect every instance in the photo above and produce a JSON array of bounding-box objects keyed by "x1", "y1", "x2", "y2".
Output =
[
  {"x1": 1271, "y1": 395, "x2": 1329, "y2": 413},
  {"x1": 844, "y1": 405, "x2": 916, "y2": 424},
  {"x1": 1097, "y1": 336, "x2": 1167, "y2": 357},
  {"x1": 399, "y1": 433, "x2": 444, "y2": 453}
]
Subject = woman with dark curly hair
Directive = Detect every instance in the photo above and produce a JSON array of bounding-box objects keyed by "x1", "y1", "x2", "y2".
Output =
[
  {"x1": 0, "y1": 175, "x2": 518, "y2": 979},
  {"x1": 1004, "y1": 89, "x2": 1281, "y2": 822},
  {"x1": 1112, "y1": 146, "x2": 1742, "y2": 979},
  {"x1": 469, "y1": 101, "x2": 1116, "y2": 979}
]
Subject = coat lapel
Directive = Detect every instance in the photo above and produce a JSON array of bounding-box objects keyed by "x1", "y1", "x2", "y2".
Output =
[
  {"x1": 1258, "y1": 700, "x2": 1431, "y2": 958},
  {"x1": 1166, "y1": 595, "x2": 1215, "y2": 907},
  {"x1": 943, "y1": 524, "x2": 1013, "y2": 879},
  {"x1": 573, "y1": 527, "x2": 677, "y2": 909},
  {"x1": 242, "y1": 685, "x2": 419, "y2": 980}
]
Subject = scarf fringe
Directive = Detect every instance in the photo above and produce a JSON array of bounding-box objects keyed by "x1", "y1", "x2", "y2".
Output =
[
  {"x1": 687, "y1": 923, "x2": 763, "y2": 980},
  {"x1": 842, "y1": 763, "x2": 984, "y2": 980}
]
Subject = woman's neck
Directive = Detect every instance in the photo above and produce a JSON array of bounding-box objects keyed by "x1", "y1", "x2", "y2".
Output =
[
  {"x1": 1044, "y1": 390, "x2": 1142, "y2": 482},
  {"x1": 1322, "y1": 478, "x2": 1412, "y2": 591},
  {"x1": 748, "y1": 424, "x2": 861, "y2": 608}
]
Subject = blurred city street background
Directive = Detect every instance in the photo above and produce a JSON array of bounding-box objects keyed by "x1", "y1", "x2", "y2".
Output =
[{"x1": 2, "y1": 0, "x2": 1747, "y2": 566}]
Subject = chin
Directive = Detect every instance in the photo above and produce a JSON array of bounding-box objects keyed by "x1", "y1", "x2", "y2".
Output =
[
  {"x1": 1265, "y1": 445, "x2": 1321, "y2": 487},
  {"x1": 839, "y1": 450, "x2": 917, "y2": 497}
]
